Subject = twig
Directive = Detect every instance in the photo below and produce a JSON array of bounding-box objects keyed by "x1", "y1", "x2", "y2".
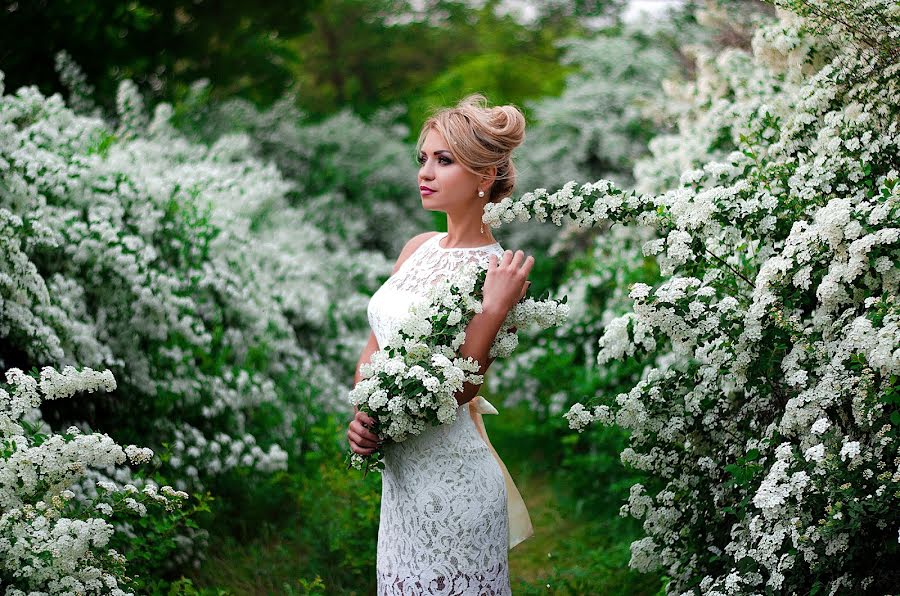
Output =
[{"x1": 702, "y1": 246, "x2": 756, "y2": 288}]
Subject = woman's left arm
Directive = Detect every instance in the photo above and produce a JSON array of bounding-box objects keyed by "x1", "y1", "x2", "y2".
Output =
[
  {"x1": 454, "y1": 250, "x2": 532, "y2": 406},
  {"x1": 453, "y1": 310, "x2": 505, "y2": 406}
]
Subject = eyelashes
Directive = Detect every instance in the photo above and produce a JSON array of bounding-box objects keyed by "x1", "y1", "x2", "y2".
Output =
[{"x1": 417, "y1": 155, "x2": 452, "y2": 165}]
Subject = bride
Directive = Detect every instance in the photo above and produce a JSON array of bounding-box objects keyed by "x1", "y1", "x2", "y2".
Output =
[{"x1": 347, "y1": 94, "x2": 534, "y2": 595}]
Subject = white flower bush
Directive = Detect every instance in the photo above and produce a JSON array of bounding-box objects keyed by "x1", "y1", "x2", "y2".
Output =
[
  {"x1": 349, "y1": 263, "x2": 569, "y2": 474},
  {"x1": 0, "y1": 365, "x2": 188, "y2": 595},
  {"x1": 516, "y1": 30, "x2": 677, "y2": 195},
  {"x1": 0, "y1": 66, "x2": 387, "y2": 491},
  {"x1": 486, "y1": 0, "x2": 900, "y2": 592},
  {"x1": 0, "y1": 56, "x2": 396, "y2": 581},
  {"x1": 482, "y1": 3, "x2": 771, "y2": 422},
  {"x1": 171, "y1": 80, "x2": 429, "y2": 257},
  {"x1": 484, "y1": 222, "x2": 659, "y2": 415},
  {"x1": 501, "y1": 21, "x2": 679, "y2": 255}
]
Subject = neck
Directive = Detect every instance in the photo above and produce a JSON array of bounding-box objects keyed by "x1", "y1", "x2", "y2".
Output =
[{"x1": 443, "y1": 207, "x2": 495, "y2": 247}]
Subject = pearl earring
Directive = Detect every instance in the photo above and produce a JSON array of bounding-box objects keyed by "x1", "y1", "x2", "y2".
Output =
[{"x1": 478, "y1": 190, "x2": 485, "y2": 233}]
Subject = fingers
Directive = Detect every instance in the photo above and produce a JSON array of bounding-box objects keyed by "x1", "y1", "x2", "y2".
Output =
[
  {"x1": 485, "y1": 248, "x2": 534, "y2": 312},
  {"x1": 518, "y1": 280, "x2": 530, "y2": 301},
  {"x1": 351, "y1": 422, "x2": 379, "y2": 445},
  {"x1": 350, "y1": 439, "x2": 376, "y2": 456},
  {"x1": 353, "y1": 412, "x2": 380, "y2": 443},
  {"x1": 350, "y1": 408, "x2": 382, "y2": 456},
  {"x1": 348, "y1": 427, "x2": 378, "y2": 449},
  {"x1": 500, "y1": 250, "x2": 532, "y2": 272},
  {"x1": 356, "y1": 410, "x2": 375, "y2": 427},
  {"x1": 348, "y1": 424, "x2": 376, "y2": 455},
  {"x1": 348, "y1": 420, "x2": 379, "y2": 455},
  {"x1": 521, "y1": 254, "x2": 535, "y2": 277}
]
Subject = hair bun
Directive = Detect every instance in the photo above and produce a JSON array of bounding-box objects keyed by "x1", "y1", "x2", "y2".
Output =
[{"x1": 488, "y1": 105, "x2": 526, "y2": 150}]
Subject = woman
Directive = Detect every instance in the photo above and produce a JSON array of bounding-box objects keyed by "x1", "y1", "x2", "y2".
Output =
[{"x1": 347, "y1": 94, "x2": 534, "y2": 595}]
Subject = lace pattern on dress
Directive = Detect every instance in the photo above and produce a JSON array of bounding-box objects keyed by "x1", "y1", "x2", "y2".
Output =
[
  {"x1": 376, "y1": 563, "x2": 509, "y2": 596},
  {"x1": 375, "y1": 402, "x2": 510, "y2": 596},
  {"x1": 386, "y1": 233, "x2": 503, "y2": 293},
  {"x1": 367, "y1": 233, "x2": 505, "y2": 350}
]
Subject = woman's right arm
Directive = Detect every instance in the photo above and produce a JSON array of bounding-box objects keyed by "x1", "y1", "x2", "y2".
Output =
[
  {"x1": 347, "y1": 231, "x2": 440, "y2": 456},
  {"x1": 353, "y1": 331, "x2": 380, "y2": 392},
  {"x1": 348, "y1": 330, "x2": 381, "y2": 456}
]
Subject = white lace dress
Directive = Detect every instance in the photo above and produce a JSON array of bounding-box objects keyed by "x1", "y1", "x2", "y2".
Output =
[{"x1": 367, "y1": 232, "x2": 512, "y2": 596}]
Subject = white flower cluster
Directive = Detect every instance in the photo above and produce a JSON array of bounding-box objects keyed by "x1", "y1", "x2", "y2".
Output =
[
  {"x1": 348, "y1": 263, "x2": 567, "y2": 474},
  {"x1": 486, "y1": 222, "x2": 659, "y2": 414},
  {"x1": 493, "y1": 1, "x2": 900, "y2": 592},
  {"x1": 482, "y1": 179, "x2": 649, "y2": 233},
  {"x1": 489, "y1": 296, "x2": 570, "y2": 359},
  {"x1": 0, "y1": 365, "x2": 189, "y2": 594}
]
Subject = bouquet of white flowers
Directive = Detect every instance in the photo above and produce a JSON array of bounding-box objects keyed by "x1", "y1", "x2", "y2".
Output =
[{"x1": 348, "y1": 262, "x2": 568, "y2": 474}]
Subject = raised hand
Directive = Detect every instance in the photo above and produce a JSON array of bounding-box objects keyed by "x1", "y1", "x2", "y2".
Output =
[{"x1": 482, "y1": 249, "x2": 534, "y2": 316}]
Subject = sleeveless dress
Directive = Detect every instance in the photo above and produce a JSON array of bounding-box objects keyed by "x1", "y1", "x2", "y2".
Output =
[{"x1": 366, "y1": 232, "x2": 521, "y2": 596}]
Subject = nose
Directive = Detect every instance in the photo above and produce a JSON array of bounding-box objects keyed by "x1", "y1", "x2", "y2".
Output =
[{"x1": 419, "y1": 158, "x2": 435, "y2": 181}]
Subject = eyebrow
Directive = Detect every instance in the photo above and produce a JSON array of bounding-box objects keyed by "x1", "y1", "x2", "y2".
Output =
[{"x1": 419, "y1": 149, "x2": 452, "y2": 156}]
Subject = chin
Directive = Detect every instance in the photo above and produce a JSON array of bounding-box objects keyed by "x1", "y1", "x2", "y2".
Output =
[{"x1": 421, "y1": 198, "x2": 446, "y2": 212}]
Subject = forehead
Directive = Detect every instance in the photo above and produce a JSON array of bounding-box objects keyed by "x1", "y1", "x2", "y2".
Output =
[{"x1": 420, "y1": 128, "x2": 449, "y2": 150}]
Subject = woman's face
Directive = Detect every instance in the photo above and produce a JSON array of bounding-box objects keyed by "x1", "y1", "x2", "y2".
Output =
[{"x1": 417, "y1": 128, "x2": 483, "y2": 214}]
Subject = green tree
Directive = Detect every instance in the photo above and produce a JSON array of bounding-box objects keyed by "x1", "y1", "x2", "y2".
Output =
[
  {"x1": 0, "y1": 0, "x2": 320, "y2": 108},
  {"x1": 288, "y1": 0, "x2": 621, "y2": 132}
]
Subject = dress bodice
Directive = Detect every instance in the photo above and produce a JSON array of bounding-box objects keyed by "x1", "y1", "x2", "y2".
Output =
[{"x1": 367, "y1": 232, "x2": 505, "y2": 350}]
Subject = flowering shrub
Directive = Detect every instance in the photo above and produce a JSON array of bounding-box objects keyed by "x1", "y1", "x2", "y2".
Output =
[
  {"x1": 480, "y1": 3, "x2": 764, "y2": 421},
  {"x1": 0, "y1": 58, "x2": 394, "y2": 581},
  {"x1": 0, "y1": 64, "x2": 389, "y2": 483},
  {"x1": 500, "y1": 22, "x2": 678, "y2": 255},
  {"x1": 170, "y1": 80, "x2": 428, "y2": 256},
  {"x1": 349, "y1": 263, "x2": 569, "y2": 473},
  {"x1": 0, "y1": 365, "x2": 189, "y2": 595},
  {"x1": 517, "y1": 30, "x2": 676, "y2": 196},
  {"x1": 485, "y1": 0, "x2": 900, "y2": 593}
]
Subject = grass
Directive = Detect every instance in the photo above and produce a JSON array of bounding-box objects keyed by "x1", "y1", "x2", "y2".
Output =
[
  {"x1": 485, "y1": 403, "x2": 664, "y2": 596},
  {"x1": 181, "y1": 403, "x2": 664, "y2": 595},
  {"x1": 505, "y1": 471, "x2": 663, "y2": 595}
]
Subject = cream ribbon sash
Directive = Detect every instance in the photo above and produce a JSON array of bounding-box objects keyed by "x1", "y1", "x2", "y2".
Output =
[{"x1": 467, "y1": 395, "x2": 534, "y2": 550}]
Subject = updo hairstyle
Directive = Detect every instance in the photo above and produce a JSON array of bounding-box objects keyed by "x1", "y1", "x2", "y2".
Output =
[{"x1": 416, "y1": 94, "x2": 526, "y2": 203}]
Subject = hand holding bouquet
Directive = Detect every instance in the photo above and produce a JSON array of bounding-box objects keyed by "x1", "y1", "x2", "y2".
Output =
[{"x1": 347, "y1": 257, "x2": 568, "y2": 475}]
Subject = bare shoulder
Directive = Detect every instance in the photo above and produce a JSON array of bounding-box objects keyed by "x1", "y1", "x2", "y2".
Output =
[{"x1": 392, "y1": 231, "x2": 441, "y2": 274}]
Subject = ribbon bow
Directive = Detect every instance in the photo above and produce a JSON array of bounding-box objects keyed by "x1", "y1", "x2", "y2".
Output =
[
  {"x1": 467, "y1": 395, "x2": 534, "y2": 549},
  {"x1": 471, "y1": 394, "x2": 499, "y2": 415}
]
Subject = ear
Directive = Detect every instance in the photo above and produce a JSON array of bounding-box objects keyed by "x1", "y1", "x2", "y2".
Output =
[{"x1": 480, "y1": 166, "x2": 497, "y2": 193}]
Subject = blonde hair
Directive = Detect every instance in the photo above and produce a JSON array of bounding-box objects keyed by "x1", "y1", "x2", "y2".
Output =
[{"x1": 416, "y1": 93, "x2": 526, "y2": 203}]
